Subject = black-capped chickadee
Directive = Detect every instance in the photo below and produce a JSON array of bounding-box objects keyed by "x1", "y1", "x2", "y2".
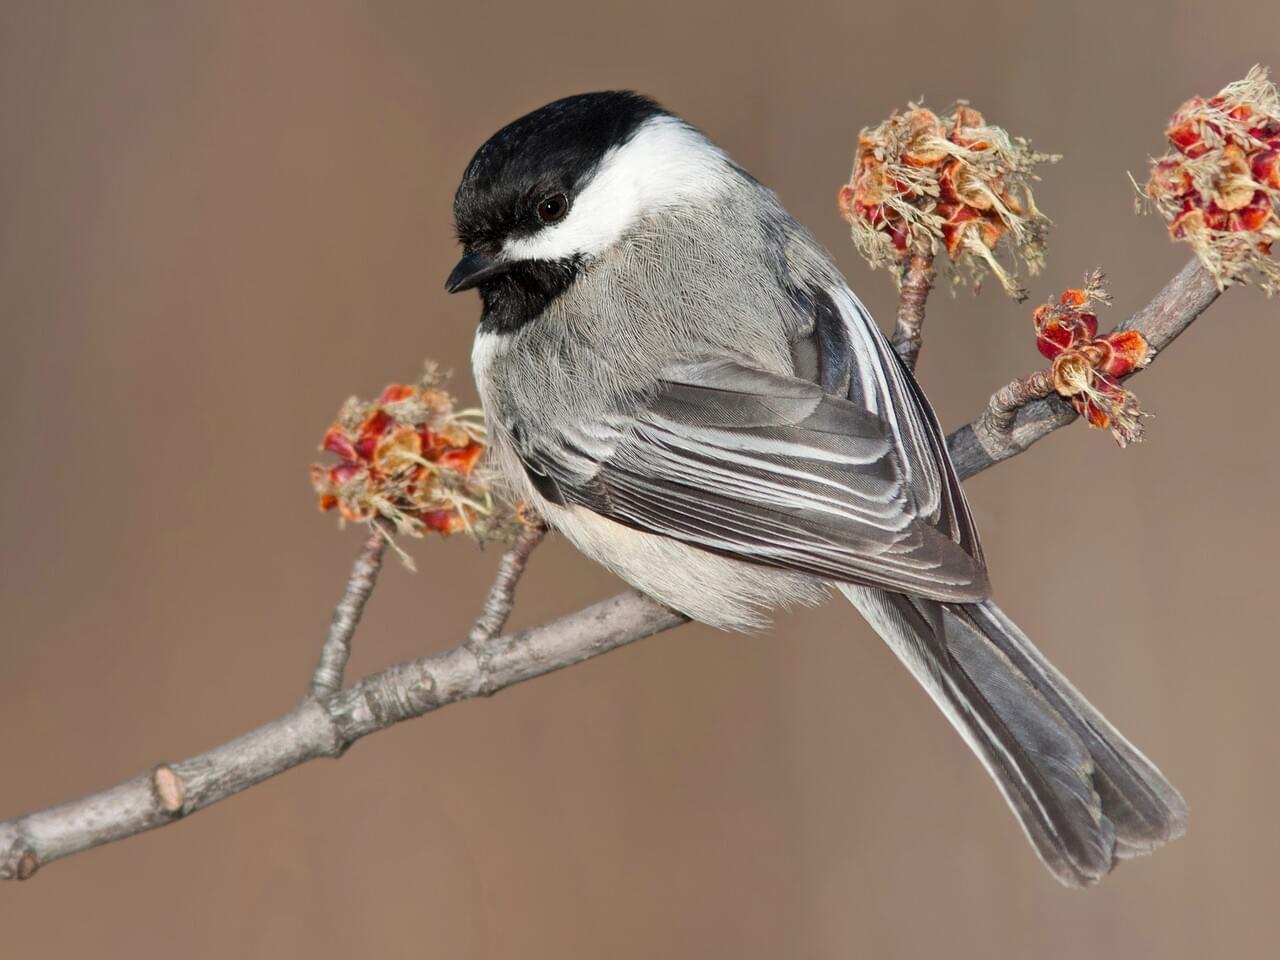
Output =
[{"x1": 446, "y1": 92, "x2": 1186, "y2": 886}]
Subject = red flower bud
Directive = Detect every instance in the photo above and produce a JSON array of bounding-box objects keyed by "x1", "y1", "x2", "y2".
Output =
[
  {"x1": 1252, "y1": 150, "x2": 1280, "y2": 189},
  {"x1": 840, "y1": 101, "x2": 1057, "y2": 296},
  {"x1": 1144, "y1": 67, "x2": 1280, "y2": 294},
  {"x1": 378, "y1": 383, "x2": 417, "y2": 405},
  {"x1": 1029, "y1": 275, "x2": 1150, "y2": 446},
  {"x1": 321, "y1": 424, "x2": 357, "y2": 461},
  {"x1": 1099, "y1": 330, "x2": 1150, "y2": 378},
  {"x1": 310, "y1": 366, "x2": 514, "y2": 554}
]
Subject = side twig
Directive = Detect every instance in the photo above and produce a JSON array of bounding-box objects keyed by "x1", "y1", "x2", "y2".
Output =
[
  {"x1": 0, "y1": 255, "x2": 1224, "y2": 881},
  {"x1": 467, "y1": 518, "x2": 548, "y2": 646},
  {"x1": 891, "y1": 238, "x2": 937, "y2": 371},
  {"x1": 947, "y1": 257, "x2": 1221, "y2": 479},
  {"x1": 309, "y1": 527, "x2": 388, "y2": 698},
  {"x1": 968, "y1": 370, "x2": 1059, "y2": 466}
]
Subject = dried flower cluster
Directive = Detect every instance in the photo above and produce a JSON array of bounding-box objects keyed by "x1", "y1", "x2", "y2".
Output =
[
  {"x1": 1143, "y1": 66, "x2": 1280, "y2": 295},
  {"x1": 838, "y1": 102, "x2": 1058, "y2": 298},
  {"x1": 311, "y1": 366, "x2": 513, "y2": 563},
  {"x1": 1033, "y1": 273, "x2": 1151, "y2": 446}
]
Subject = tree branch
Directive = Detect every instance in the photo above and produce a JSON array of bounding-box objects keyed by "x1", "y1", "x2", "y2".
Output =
[
  {"x1": 467, "y1": 518, "x2": 547, "y2": 646},
  {"x1": 309, "y1": 527, "x2": 388, "y2": 698},
  {"x1": 0, "y1": 255, "x2": 1225, "y2": 881},
  {"x1": 0, "y1": 581, "x2": 684, "y2": 880}
]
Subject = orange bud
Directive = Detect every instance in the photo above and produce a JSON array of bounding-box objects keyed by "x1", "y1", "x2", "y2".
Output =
[
  {"x1": 321, "y1": 424, "x2": 357, "y2": 461},
  {"x1": 378, "y1": 383, "x2": 417, "y2": 405},
  {"x1": 329, "y1": 463, "x2": 361, "y2": 487},
  {"x1": 437, "y1": 441, "x2": 485, "y2": 475},
  {"x1": 356, "y1": 410, "x2": 392, "y2": 461},
  {"x1": 977, "y1": 215, "x2": 1005, "y2": 250},
  {"x1": 949, "y1": 105, "x2": 988, "y2": 149},
  {"x1": 1213, "y1": 145, "x2": 1257, "y2": 211},
  {"x1": 372, "y1": 425, "x2": 424, "y2": 475},
  {"x1": 1099, "y1": 330, "x2": 1150, "y2": 377},
  {"x1": 1170, "y1": 207, "x2": 1206, "y2": 241},
  {"x1": 311, "y1": 367, "x2": 509, "y2": 551},
  {"x1": 1252, "y1": 149, "x2": 1280, "y2": 188},
  {"x1": 950, "y1": 163, "x2": 994, "y2": 211},
  {"x1": 842, "y1": 99, "x2": 1055, "y2": 294},
  {"x1": 1202, "y1": 204, "x2": 1230, "y2": 232},
  {"x1": 1167, "y1": 98, "x2": 1210, "y2": 158},
  {"x1": 940, "y1": 205, "x2": 981, "y2": 255},
  {"x1": 1147, "y1": 158, "x2": 1192, "y2": 200},
  {"x1": 900, "y1": 108, "x2": 948, "y2": 168},
  {"x1": 422, "y1": 509, "x2": 466, "y2": 535},
  {"x1": 1080, "y1": 398, "x2": 1111, "y2": 430},
  {"x1": 434, "y1": 422, "x2": 474, "y2": 449},
  {"x1": 853, "y1": 158, "x2": 895, "y2": 208},
  {"x1": 1227, "y1": 103, "x2": 1255, "y2": 124},
  {"x1": 1145, "y1": 68, "x2": 1280, "y2": 294}
]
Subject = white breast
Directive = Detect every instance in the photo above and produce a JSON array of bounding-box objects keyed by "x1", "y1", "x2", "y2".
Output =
[{"x1": 540, "y1": 498, "x2": 830, "y2": 631}]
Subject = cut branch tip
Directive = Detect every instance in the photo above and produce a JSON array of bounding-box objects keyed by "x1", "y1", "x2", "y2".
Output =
[{"x1": 152, "y1": 765, "x2": 186, "y2": 815}]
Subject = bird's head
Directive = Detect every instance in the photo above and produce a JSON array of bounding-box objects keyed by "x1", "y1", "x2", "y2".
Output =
[{"x1": 446, "y1": 91, "x2": 730, "y2": 332}]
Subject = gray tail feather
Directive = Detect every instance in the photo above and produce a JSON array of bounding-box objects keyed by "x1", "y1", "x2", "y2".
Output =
[{"x1": 841, "y1": 586, "x2": 1188, "y2": 887}]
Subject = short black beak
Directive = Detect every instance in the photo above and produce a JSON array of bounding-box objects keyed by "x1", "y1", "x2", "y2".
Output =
[{"x1": 445, "y1": 250, "x2": 510, "y2": 293}]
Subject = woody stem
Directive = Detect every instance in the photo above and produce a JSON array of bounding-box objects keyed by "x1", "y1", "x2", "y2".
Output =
[{"x1": 891, "y1": 237, "x2": 937, "y2": 372}]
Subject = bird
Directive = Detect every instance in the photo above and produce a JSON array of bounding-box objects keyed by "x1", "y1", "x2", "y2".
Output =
[{"x1": 445, "y1": 90, "x2": 1187, "y2": 886}]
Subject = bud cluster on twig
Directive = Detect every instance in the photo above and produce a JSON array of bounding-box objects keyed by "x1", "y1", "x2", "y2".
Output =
[
  {"x1": 1143, "y1": 65, "x2": 1280, "y2": 295},
  {"x1": 310, "y1": 365, "x2": 515, "y2": 566},
  {"x1": 838, "y1": 102, "x2": 1058, "y2": 299},
  {"x1": 1033, "y1": 273, "x2": 1152, "y2": 446}
]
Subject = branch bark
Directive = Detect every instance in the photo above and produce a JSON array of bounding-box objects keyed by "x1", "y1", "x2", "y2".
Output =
[
  {"x1": 467, "y1": 519, "x2": 547, "y2": 646},
  {"x1": 309, "y1": 527, "x2": 388, "y2": 698},
  {"x1": 891, "y1": 238, "x2": 937, "y2": 372},
  {"x1": 1, "y1": 589, "x2": 683, "y2": 880},
  {"x1": 0, "y1": 255, "x2": 1223, "y2": 881}
]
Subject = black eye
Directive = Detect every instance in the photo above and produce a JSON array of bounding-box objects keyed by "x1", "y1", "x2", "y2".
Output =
[{"x1": 536, "y1": 193, "x2": 569, "y2": 224}]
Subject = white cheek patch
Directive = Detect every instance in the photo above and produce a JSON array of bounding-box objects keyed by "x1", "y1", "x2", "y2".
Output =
[{"x1": 501, "y1": 115, "x2": 731, "y2": 264}]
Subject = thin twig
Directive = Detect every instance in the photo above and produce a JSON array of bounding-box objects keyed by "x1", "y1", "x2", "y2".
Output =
[
  {"x1": 970, "y1": 369, "x2": 1057, "y2": 464},
  {"x1": 0, "y1": 256, "x2": 1225, "y2": 881},
  {"x1": 891, "y1": 238, "x2": 937, "y2": 371},
  {"x1": 467, "y1": 518, "x2": 548, "y2": 646},
  {"x1": 308, "y1": 526, "x2": 388, "y2": 699}
]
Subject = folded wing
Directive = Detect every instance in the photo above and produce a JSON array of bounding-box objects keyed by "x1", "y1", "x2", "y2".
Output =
[{"x1": 520, "y1": 350, "x2": 989, "y2": 602}]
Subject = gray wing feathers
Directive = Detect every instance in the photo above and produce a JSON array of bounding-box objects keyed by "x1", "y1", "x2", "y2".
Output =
[
  {"x1": 513, "y1": 275, "x2": 988, "y2": 600},
  {"x1": 843, "y1": 585, "x2": 1188, "y2": 886},
  {"x1": 824, "y1": 287, "x2": 984, "y2": 567},
  {"x1": 540, "y1": 358, "x2": 991, "y2": 600}
]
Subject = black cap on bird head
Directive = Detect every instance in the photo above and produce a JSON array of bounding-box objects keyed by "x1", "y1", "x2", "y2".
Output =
[{"x1": 451, "y1": 91, "x2": 667, "y2": 258}]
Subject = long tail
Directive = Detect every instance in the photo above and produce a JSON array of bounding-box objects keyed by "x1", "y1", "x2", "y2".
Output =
[{"x1": 841, "y1": 585, "x2": 1188, "y2": 887}]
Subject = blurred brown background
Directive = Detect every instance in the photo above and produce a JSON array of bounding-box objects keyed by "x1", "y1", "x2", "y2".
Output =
[{"x1": 2, "y1": 1, "x2": 1278, "y2": 956}]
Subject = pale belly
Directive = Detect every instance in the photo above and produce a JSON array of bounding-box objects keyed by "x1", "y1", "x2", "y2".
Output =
[{"x1": 531, "y1": 488, "x2": 829, "y2": 632}]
